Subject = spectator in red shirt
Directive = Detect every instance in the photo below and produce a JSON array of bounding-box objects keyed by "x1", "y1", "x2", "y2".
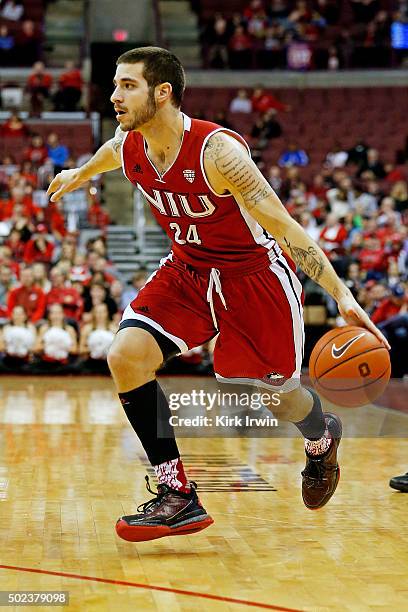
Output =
[
  {"x1": 23, "y1": 229, "x2": 55, "y2": 265},
  {"x1": 1, "y1": 187, "x2": 38, "y2": 221},
  {"x1": 20, "y1": 161, "x2": 38, "y2": 188},
  {"x1": 46, "y1": 268, "x2": 83, "y2": 322},
  {"x1": 319, "y1": 213, "x2": 348, "y2": 258},
  {"x1": 4, "y1": 229, "x2": 25, "y2": 261},
  {"x1": 26, "y1": 61, "x2": 53, "y2": 116},
  {"x1": 7, "y1": 266, "x2": 46, "y2": 323},
  {"x1": 229, "y1": 25, "x2": 253, "y2": 69},
  {"x1": 251, "y1": 87, "x2": 290, "y2": 113},
  {"x1": 371, "y1": 285, "x2": 407, "y2": 324},
  {"x1": 23, "y1": 134, "x2": 49, "y2": 168},
  {"x1": 87, "y1": 198, "x2": 111, "y2": 229},
  {"x1": 48, "y1": 200, "x2": 67, "y2": 241},
  {"x1": 358, "y1": 236, "x2": 387, "y2": 274},
  {"x1": 54, "y1": 60, "x2": 83, "y2": 111},
  {"x1": 0, "y1": 111, "x2": 29, "y2": 138}
]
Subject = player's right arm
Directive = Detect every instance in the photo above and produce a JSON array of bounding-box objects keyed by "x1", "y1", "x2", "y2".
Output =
[{"x1": 46, "y1": 127, "x2": 126, "y2": 202}]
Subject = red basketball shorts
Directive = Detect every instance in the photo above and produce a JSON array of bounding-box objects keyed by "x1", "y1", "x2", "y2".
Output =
[{"x1": 120, "y1": 253, "x2": 304, "y2": 392}]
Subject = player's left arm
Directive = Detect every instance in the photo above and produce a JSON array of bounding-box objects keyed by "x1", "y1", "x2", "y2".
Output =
[{"x1": 203, "y1": 132, "x2": 389, "y2": 348}]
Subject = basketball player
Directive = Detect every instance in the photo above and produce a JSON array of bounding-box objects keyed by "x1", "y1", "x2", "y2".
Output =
[{"x1": 47, "y1": 47, "x2": 390, "y2": 542}]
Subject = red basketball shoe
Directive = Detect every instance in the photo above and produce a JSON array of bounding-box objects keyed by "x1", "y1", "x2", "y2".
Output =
[{"x1": 116, "y1": 476, "x2": 214, "y2": 542}]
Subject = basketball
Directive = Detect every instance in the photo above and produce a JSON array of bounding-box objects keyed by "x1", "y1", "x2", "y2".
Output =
[{"x1": 309, "y1": 326, "x2": 391, "y2": 408}]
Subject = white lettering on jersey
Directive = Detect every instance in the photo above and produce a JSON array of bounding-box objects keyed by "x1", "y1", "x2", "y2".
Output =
[
  {"x1": 163, "y1": 192, "x2": 181, "y2": 217},
  {"x1": 137, "y1": 183, "x2": 167, "y2": 215},
  {"x1": 137, "y1": 184, "x2": 217, "y2": 218},
  {"x1": 178, "y1": 194, "x2": 216, "y2": 218}
]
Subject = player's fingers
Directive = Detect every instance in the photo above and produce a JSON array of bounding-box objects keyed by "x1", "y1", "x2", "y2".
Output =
[
  {"x1": 46, "y1": 175, "x2": 61, "y2": 196},
  {"x1": 364, "y1": 318, "x2": 391, "y2": 350},
  {"x1": 49, "y1": 184, "x2": 72, "y2": 202},
  {"x1": 355, "y1": 309, "x2": 390, "y2": 350}
]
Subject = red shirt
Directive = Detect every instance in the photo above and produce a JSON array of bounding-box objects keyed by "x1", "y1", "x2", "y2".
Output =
[
  {"x1": 23, "y1": 239, "x2": 54, "y2": 264},
  {"x1": 46, "y1": 287, "x2": 83, "y2": 321},
  {"x1": 251, "y1": 92, "x2": 287, "y2": 113},
  {"x1": 50, "y1": 209, "x2": 67, "y2": 237},
  {"x1": 358, "y1": 247, "x2": 387, "y2": 272},
  {"x1": 59, "y1": 69, "x2": 82, "y2": 91},
  {"x1": 371, "y1": 299, "x2": 402, "y2": 324},
  {"x1": 319, "y1": 224, "x2": 348, "y2": 255},
  {"x1": 4, "y1": 239, "x2": 26, "y2": 261},
  {"x1": 229, "y1": 32, "x2": 252, "y2": 51},
  {"x1": 1, "y1": 120, "x2": 29, "y2": 138},
  {"x1": 88, "y1": 202, "x2": 111, "y2": 228},
  {"x1": 27, "y1": 72, "x2": 53, "y2": 90},
  {"x1": 2, "y1": 197, "x2": 39, "y2": 221},
  {"x1": 23, "y1": 145, "x2": 48, "y2": 166},
  {"x1": 121, "y1": 114, "x2": 283, "y2": 272},
  {"x1": 7, "y1": 285, "x2": 46, "y2": 322}
]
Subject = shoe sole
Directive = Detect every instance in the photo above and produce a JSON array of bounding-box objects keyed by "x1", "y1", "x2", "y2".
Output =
[
  {"x1": 389, "y1": 480, "x2": 408, "y2": 492},
  {"x1": 116, "y1": 515, "x2": 214, "y2": 542}
]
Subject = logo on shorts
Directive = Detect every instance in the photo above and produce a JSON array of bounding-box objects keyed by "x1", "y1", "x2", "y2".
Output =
[
  {"x1": 133, "y1": 164, "x2": 143, "y2": 174},
  {"x1": 136, "y1": 305, "x2": 149, "y2": 313},
  {"x1": 183, "y1": 169, "x2": 195, "y2": 183},
  {"x1": 266, "y1": 372, "x2": 285, "y2": 380},
  {"x1": 331, "y1": 332, "x2": 366, "y2": 359}
]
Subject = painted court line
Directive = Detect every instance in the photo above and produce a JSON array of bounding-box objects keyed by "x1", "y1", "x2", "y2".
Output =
[{"x1": 0, "y1": 564, "x2": 302, "y2": 611}]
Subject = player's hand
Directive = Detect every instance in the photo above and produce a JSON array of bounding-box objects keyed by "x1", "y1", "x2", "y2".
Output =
[
  {"x1": 337, "y1": 295, "x2": 390, "y2": 350},
  {"x1": 47, "y1": 168, "x2": 87, "y2": 202}
]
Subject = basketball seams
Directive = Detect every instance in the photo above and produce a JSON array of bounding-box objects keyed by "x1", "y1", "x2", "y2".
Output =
[
  {"x1": 315, "y1": 362, "x2": 391, "y2": 393},
  {"x1": 310, "y1": 327, "x2": 362, "y2": 373},
  {"x1": 315, "y1": 346, "x2": 388, "y2": 379}
]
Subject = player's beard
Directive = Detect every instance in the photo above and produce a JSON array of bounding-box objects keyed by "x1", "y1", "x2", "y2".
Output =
[{"x1": 122, "y1": 87, "x2": 157, "y2": 131}]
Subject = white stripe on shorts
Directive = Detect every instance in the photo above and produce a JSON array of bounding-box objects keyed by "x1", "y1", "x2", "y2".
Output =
[
  {"x1": 269, "y1": 255, "x2": 304, "y2": 379},
  {"x1": 120, "y1": 305, "x2": 188, "y2": 354}
]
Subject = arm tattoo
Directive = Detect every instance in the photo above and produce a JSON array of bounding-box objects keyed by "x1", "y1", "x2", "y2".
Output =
[
  {"x1": 111, "y1": 126, "x2": 126, "y2": 155},
  {"x1": 205, "y1": 134, "x2": 272, "y2": 210},
  {"x1": 284, "y1": 237, "x2": 324, "y2": 282}
]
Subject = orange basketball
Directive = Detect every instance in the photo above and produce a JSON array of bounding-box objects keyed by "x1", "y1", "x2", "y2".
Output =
[{"x1": 309, "y1": 325, "x2": 391, "y2": 408}]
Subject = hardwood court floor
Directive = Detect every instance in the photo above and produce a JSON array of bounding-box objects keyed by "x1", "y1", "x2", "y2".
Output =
[{"x1": 0, "y1": 376, "x2": 407, "y2": 612}]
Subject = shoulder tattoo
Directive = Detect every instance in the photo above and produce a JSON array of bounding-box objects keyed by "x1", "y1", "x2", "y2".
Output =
[
  {"x1": 111, "y1": 127, "x2": 126, "y2": 155},
  {"x1": 204, "y1": 133, "x2": 272, "y2": 210}
]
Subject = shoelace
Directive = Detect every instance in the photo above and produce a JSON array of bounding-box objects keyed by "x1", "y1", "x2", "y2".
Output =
[
  {"x1": 302, "y1": 459, "x2": 337, "y2": 488},
  {"x1": 137, "y1": 476, "x2": 170, "y2": 514},
  {"x1": 136, "y1": 475, "x2": 198, "y2": 514}
]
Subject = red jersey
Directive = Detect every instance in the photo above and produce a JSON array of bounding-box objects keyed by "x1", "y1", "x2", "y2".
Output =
[
  {"x1": 7, "y1": 285, "x2": 46, "y2": 322},
  {"x1": 121, "y1": 115, "x2": 281, "y2": 272}
]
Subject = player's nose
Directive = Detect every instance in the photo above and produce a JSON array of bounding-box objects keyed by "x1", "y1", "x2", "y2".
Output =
[{"x1": 110, "y1": 87, "x2": 123, "y2": 104}]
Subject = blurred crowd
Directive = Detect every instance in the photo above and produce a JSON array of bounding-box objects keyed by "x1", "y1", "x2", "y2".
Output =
[
  {"x1": 0, "y1": 0, "x2": 44, "y2": 66},
  {"x1": 0, "y1": 109, "x2": 147, "y2": 375},
  {"x1": 0, "y1": 60, "x2": 83, "y2": 116},
  {"x1": 200, "y1": 0, "x2": 408, "y2": 70}
]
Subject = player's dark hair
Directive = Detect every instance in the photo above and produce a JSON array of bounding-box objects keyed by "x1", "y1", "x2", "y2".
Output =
[{"x1": 116, "y1": 46, "x2": 185, "y2": 108}]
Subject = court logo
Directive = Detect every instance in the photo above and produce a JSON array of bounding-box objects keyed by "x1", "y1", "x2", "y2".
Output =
[{"x1": 183, "y1": 169, "x2": 195, "y2": 183}]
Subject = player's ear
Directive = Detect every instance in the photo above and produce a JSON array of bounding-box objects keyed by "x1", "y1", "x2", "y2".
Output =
[{"x1": 156, "y1": 82, "x2": 172, "y2": 105}]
